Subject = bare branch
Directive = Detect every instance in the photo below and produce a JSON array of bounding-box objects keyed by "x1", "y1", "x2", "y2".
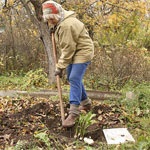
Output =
[
  {"x1": 106, "y1": 2, "x2": 133, "y2": 12},
  {"x1": 19, "y1": 0, "x2": 39, "y2": 26},
  {"x1": 4, "y1": 0, "x2": 7, "y2": 7}
]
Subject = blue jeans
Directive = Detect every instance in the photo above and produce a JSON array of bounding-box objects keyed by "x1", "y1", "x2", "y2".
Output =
[{"x1": 66, "y1": 62, "x2": 90, "y2": 105}]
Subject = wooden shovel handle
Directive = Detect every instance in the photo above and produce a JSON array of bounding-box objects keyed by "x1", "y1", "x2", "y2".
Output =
[{"x1": 51, "y1": 32, "x2": 65, "y2": 122}]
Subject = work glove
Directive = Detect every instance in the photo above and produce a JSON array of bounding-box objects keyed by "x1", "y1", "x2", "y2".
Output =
[{"x1": 55, "y1": 68, "x2": 63, "y2": 78}]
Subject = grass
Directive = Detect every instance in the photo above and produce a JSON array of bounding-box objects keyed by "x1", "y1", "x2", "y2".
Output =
[
  {"x1": 0, "y1": 69, "x2": 50, "y2": 91},
  {"x1": 0, "y1": 75, "x2": 24, "y2": 90},
  {"x1": 97, "y1": 81, "x2": 150, "y2": 150}
]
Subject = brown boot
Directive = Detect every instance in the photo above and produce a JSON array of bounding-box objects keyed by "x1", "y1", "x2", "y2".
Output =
[
  {"x1": 79, "y1": 98, "x2": 91, "y2": 112},
  {"x1": 62, "y1": 104, "x2": 80, "y2": 128},
  {"x1": 62, "y1": 114, "x2": 78, "y2": 127},
  {"x1": 79, "y1": 104, "x2": 91, "y2": 112}
]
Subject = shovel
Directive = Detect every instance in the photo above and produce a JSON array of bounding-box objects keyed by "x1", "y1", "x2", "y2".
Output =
[{"x1": 51, "y1": 32, "x2": 65, "y2": 123}]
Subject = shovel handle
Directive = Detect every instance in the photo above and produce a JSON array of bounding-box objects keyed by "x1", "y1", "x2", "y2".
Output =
[{"x1": 51, "y1": 32, "x2": 65, "y2": 122}]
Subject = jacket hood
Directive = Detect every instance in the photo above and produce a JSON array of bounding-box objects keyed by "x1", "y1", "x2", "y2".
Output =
[
  {"x1": 53, "y1": 10, "x2": 76, "y2": 27},
  {"x1": 63, "y1": 10, "x2": 76, "y2": 20}
]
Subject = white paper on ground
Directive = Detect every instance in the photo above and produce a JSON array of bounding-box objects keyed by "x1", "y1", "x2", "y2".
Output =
[{"x1": 103, "y1": 128, "x2": 135, "y2": 144}]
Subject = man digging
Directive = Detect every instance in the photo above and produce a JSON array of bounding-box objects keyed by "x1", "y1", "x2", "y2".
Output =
[{"x1": 42, "y1": 1, "x2": 94, "y2": 127}]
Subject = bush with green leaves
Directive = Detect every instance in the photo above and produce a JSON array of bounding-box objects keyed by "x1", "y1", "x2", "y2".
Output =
[
  {"x1": 62, "y1": 1, "x2": 150, "y2": 90},
  {"x1": 22, "y1": 68, "x2": 48, "y2": 90}
]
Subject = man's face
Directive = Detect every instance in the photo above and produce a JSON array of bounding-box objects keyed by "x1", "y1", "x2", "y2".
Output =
[{"x1": 48, "y1": 18, "x2": 59, "y2": 25}]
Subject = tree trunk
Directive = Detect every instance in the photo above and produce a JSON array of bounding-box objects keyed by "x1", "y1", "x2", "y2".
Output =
[
  {"x1": 20, "y1": 0, "x2": 55, "y2": 84},
  {"x1": 39, "y1": 22, "x2": 56, "y2": 84},
  {"x1": 9, "y1": 12, "x2": 16, "y2": 70}
]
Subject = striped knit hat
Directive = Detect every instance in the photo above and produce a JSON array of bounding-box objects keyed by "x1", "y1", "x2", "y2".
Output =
[{"x1": 42, "y1": 1, "x2": 64, "y2": 22}]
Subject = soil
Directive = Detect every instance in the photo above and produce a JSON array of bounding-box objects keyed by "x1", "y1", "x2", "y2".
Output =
[{"x1": 0, "y1": 96, "x2": 126, "y2": 149}]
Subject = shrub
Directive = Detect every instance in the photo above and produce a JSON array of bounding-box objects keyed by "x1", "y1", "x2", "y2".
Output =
[{"x1": 22, "y1": 68, "x2": 48, "y2": 90}]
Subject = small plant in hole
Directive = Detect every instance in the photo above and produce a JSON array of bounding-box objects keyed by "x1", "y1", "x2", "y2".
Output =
[{"x1": 75, "y1": 111, "x2": 96, "y2": 139}]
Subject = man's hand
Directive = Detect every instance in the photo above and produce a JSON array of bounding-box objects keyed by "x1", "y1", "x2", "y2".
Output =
[{"x1": 55, "y1": 68, "x2": 63, "y2": 78}]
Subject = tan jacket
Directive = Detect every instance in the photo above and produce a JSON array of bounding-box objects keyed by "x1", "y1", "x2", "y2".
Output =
[{"x1": 54, "y1": 10, "x2": 94, "y2": 69}]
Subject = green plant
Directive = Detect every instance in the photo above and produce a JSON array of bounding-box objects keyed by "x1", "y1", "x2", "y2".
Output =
[
  {"x1": 34, "y1": 131, "x2": 51, "y2": 150},
  {"x1": 75, "y1": 112, "x2": 96, "y2": 139},
  {"x1": 34, "y1": 130, "x2": 65, "y2": 150}
]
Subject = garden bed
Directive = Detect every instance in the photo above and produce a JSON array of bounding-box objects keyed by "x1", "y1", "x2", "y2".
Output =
[{"x1": 0, "y1": 96, "x2": 126, "y2": 149}]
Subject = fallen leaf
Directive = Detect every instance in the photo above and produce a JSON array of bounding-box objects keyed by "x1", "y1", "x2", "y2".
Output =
[
  {"x1": 98, "y1": 109, "x2": 103, "y2": 114},
  {"x1": 98, "y1": 115, "x2": 103, "y2": 121}
]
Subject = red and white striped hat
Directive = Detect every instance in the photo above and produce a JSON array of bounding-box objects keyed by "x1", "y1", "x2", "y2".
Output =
[{"x1": 42, "y1": 1, "x2": 64, "y2": 22}]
